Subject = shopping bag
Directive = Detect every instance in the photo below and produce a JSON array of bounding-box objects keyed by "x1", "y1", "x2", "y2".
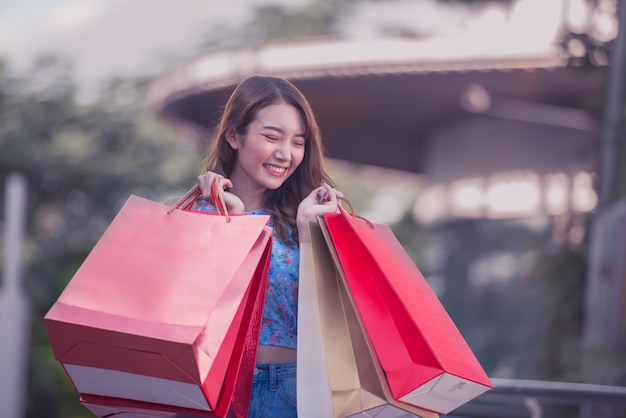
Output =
[
  {"x1": 306, "y1": 221, "x2": 438, "y2": 418},
  {"x1": 80, "y1": 393, "x2": 218, "y2": 417},
  {"x1": 79, "y1": 264, "x2": 266, "y2": 418},
  {"x1": 321, "y1": 204, "x2": 493, "y2": 415},
  {"x1": 45, "y1": 187, "x2": 272, "y2": 417},
  {"x1": 296, "y1": 241, "x2": 335, "y2": 418}
]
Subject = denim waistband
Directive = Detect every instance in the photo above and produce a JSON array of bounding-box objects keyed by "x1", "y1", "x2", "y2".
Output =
[{"x1": 254, "y1": 361, "x2": 297, "y2": 379}]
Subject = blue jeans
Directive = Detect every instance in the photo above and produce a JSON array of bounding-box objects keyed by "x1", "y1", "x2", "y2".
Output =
[{"x1": 248, "y1": 361, "x2": 297, "y2": 418}]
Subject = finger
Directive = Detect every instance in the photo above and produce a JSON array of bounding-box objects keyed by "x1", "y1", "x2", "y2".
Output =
[
  {"x1": 198, "y1": 172, "x2": 227, "y2": 199},
  {"x1": 322, "y1": 184, "x2": 340, "y2": 204},
  {"x1": 220, "y1": 178, "x2": 234, "y2": 190},
  {"x1": 317, "y1": 189, "x2": 329, "y2": 202},
  {"x1": 319, "y1": 183, "x2": 337, "y2": 201},
  {"x1": 197, "y1": 174, "x2": 211, "y2": 198}
]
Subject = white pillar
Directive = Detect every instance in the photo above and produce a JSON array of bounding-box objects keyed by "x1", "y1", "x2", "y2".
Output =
[{"x1": 0, "y1": 173, "x2": 30, "y2": 418}]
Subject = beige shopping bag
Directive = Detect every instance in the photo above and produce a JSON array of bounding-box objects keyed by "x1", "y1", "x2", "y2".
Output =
[
  {"x1": 309, "y1": 221, "x2": 439, "y2": 418},
  {"x1": 297, "y1": 241, "x2": 335, "y2": 418}
]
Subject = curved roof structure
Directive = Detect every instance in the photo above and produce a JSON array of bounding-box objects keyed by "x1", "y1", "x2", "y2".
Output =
[{"x1": 150, "y1": 37, "x2": 606, "y2": 181}]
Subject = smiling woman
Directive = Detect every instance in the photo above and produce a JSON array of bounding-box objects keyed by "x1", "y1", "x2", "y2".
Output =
[
  {"x1": 222, "y1": 102, "x2": 306, "y2": 198},
  {"x1": 167, "y1": 75, "x2": 341, "y2": 417}
]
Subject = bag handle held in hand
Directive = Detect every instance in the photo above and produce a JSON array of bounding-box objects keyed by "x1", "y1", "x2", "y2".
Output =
[
  {"x1": 209, "y1": 178, "x2": 230, "y2": 222},
  {"x1": 167, "y1": 180, "x2": 231, "y2": 222}
]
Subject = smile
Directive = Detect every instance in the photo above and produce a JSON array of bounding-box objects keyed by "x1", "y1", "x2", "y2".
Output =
[{"x1": 265, "y1": 164, "x2": 287, "y2": 175}]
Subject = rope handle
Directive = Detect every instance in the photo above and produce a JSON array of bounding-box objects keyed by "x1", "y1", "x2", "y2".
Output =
[
  {"x1": 209, "y1": 178, "x2": 231, "y2": 222},
  {"x1": 167, "y1": 180, "x2": 231, "y2": 222},
  {"x1": 167, "y1": 185, "x2": 201, "y2": 213},
  {"x1": 337, "y1": 196, "x2": 374, "y2": 228}
]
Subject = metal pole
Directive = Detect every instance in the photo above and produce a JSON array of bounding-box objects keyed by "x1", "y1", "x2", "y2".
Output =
[
  {"x1": 597, "y1": 0, "x2": 626, "y2": 207},
  {"x1": 483, "y1": 378, "x2": 626, "y2": 405},
  {"x1": 583, "y1": 0, "x2": 626, "y2": 351},
  {"x1": 0, "y1": 173, "x2": 30, "y2": 418},
  {"x1": 581, "y1": 1, "x2": 626, "y2": 417}
]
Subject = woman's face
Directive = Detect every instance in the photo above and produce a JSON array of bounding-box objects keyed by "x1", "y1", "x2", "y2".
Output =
[{"x1": 227, "y1": 101, "x2": 306, "y2": 191}]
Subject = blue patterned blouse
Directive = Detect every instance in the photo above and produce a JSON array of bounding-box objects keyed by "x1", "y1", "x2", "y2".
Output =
[{"x1": 198, "y1": 200, "x2": 299, "y2": 349}]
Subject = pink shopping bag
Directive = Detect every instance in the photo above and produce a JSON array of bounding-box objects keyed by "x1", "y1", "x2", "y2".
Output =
[{"x1": 45, "y1": 190, "x2": 271, "y2": 417}]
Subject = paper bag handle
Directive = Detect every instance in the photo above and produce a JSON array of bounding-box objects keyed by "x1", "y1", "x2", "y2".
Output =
[
  {"x1": 167, "y1": 180, "x2": 231, "y2": 222},
  {"x1": 167, "y1": 185, "x2": 201, "y2": 213},
  {"x1": 338, "y1": 196, "x2": 374, "y2": 228},
  {"x1": 209, "y1": 178, "x2": 231, "y2": 222}
]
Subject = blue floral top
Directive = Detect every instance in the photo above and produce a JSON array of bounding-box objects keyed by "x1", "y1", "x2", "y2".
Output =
[{"x1": 198, "y1": 200, "x2": 299, "y2": 349}]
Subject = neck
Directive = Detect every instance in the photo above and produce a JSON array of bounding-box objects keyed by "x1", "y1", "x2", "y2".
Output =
[
  {"x1": 239, "y1": 193, "x2": 265, "y2": 212},
  {"x1": 228, "y1": 175, "x2": 266, "y2": 212}
]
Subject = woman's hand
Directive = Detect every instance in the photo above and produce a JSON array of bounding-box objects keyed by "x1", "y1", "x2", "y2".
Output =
[
  {"x1": 197, "y1": 171, "x2": 245, "y2": 214},
  {"x1": 297, "y1": 183, "x2": 343, "y2": 243}
]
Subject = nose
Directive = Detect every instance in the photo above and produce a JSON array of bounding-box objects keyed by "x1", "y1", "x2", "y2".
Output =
[{"x1": 274, "y1": 140, "x2": 292, "y2": 162}]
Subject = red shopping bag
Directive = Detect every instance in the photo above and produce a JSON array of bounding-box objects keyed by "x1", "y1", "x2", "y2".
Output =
[
  {"x1": 298, "y1": 222, "x2": 439, "y2": 418},
  {"x1": 45, "y1": 189, "x2": 272, "y2": 417},
  {"x1": 322, "y1": 204, "x2": 493, "y2": 415}
]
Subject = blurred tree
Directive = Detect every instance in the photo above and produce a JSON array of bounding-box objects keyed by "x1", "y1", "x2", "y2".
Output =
[
  {"x1": 0, "y1": 55, "x2": 201, "y2": 418},
  {"x1": 242, "y1": 1, "x2": 341, "y2": 44},
  {"x1": 195, "y1": 0, "x2": 357, "y2": 53},
  {"x1": 188, "y1": 0, "x2": 517, "y2": 58}
]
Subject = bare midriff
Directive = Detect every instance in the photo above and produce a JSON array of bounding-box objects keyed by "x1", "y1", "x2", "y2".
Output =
[{"x1": 256, "y1": 344, "x2": 297, "y2": 363}]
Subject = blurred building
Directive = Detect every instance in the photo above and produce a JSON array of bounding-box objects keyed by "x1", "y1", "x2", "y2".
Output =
[
  {"x1": 150, "y1": 1, "x2": 610, "y2": 221},
  {"x1": 149, "y1": 0, "x2": 624, "y2": 415}
]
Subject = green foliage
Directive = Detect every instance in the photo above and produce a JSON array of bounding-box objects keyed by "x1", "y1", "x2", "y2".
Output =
[
  {"x1": 195, "y1": 0, "x2": 357, "y2": 53},
  {"x1": 524, "y1": 241, "x2": 586, "y2": 381},
  {"x1": 0, "y1": 55, "x2": 201, "y2": 418}
]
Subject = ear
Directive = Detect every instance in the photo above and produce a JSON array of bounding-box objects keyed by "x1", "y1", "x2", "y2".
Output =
[{"x1": 225, "y1": 128, "x2": 240, "y2": 150}]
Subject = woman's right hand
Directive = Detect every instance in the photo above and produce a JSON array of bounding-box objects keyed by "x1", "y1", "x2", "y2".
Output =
[{"x1": 197, "y1": 171, "x2": 245, "y2": 214}]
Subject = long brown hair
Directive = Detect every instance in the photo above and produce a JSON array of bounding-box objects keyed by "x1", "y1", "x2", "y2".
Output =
[{"x1": 205, "y1": 76, "x2": 333, "y2": 244}]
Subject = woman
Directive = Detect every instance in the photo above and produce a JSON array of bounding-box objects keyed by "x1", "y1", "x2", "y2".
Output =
[{"x1": 194, "y1": 75, "x2": 341, "y2": 417}]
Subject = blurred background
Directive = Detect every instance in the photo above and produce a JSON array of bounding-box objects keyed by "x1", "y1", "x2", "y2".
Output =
[{"x1": 1, "y1": 0, "x2": 625, "y2": 417}]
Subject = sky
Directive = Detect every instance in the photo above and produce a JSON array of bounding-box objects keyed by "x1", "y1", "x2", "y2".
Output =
[
  {"x1": 0, "y1": 0, "x2": 310, "y2": 87},
  {"x1": 0, "y1": 0, "x2": 595, "y2": 93}
]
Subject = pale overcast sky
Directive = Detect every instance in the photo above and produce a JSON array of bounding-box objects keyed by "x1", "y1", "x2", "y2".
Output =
[
  {"x1": 0, "y1": 0, "x2": 572, "y2": 90},
  {"x1": 0, "y1": 0, "x2": 311, "y2": 84}
]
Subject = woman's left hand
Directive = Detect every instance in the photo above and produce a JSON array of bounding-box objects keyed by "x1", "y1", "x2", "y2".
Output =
[{"x1": 296, "y1": 183, "x2": 342, "y2": 243}]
